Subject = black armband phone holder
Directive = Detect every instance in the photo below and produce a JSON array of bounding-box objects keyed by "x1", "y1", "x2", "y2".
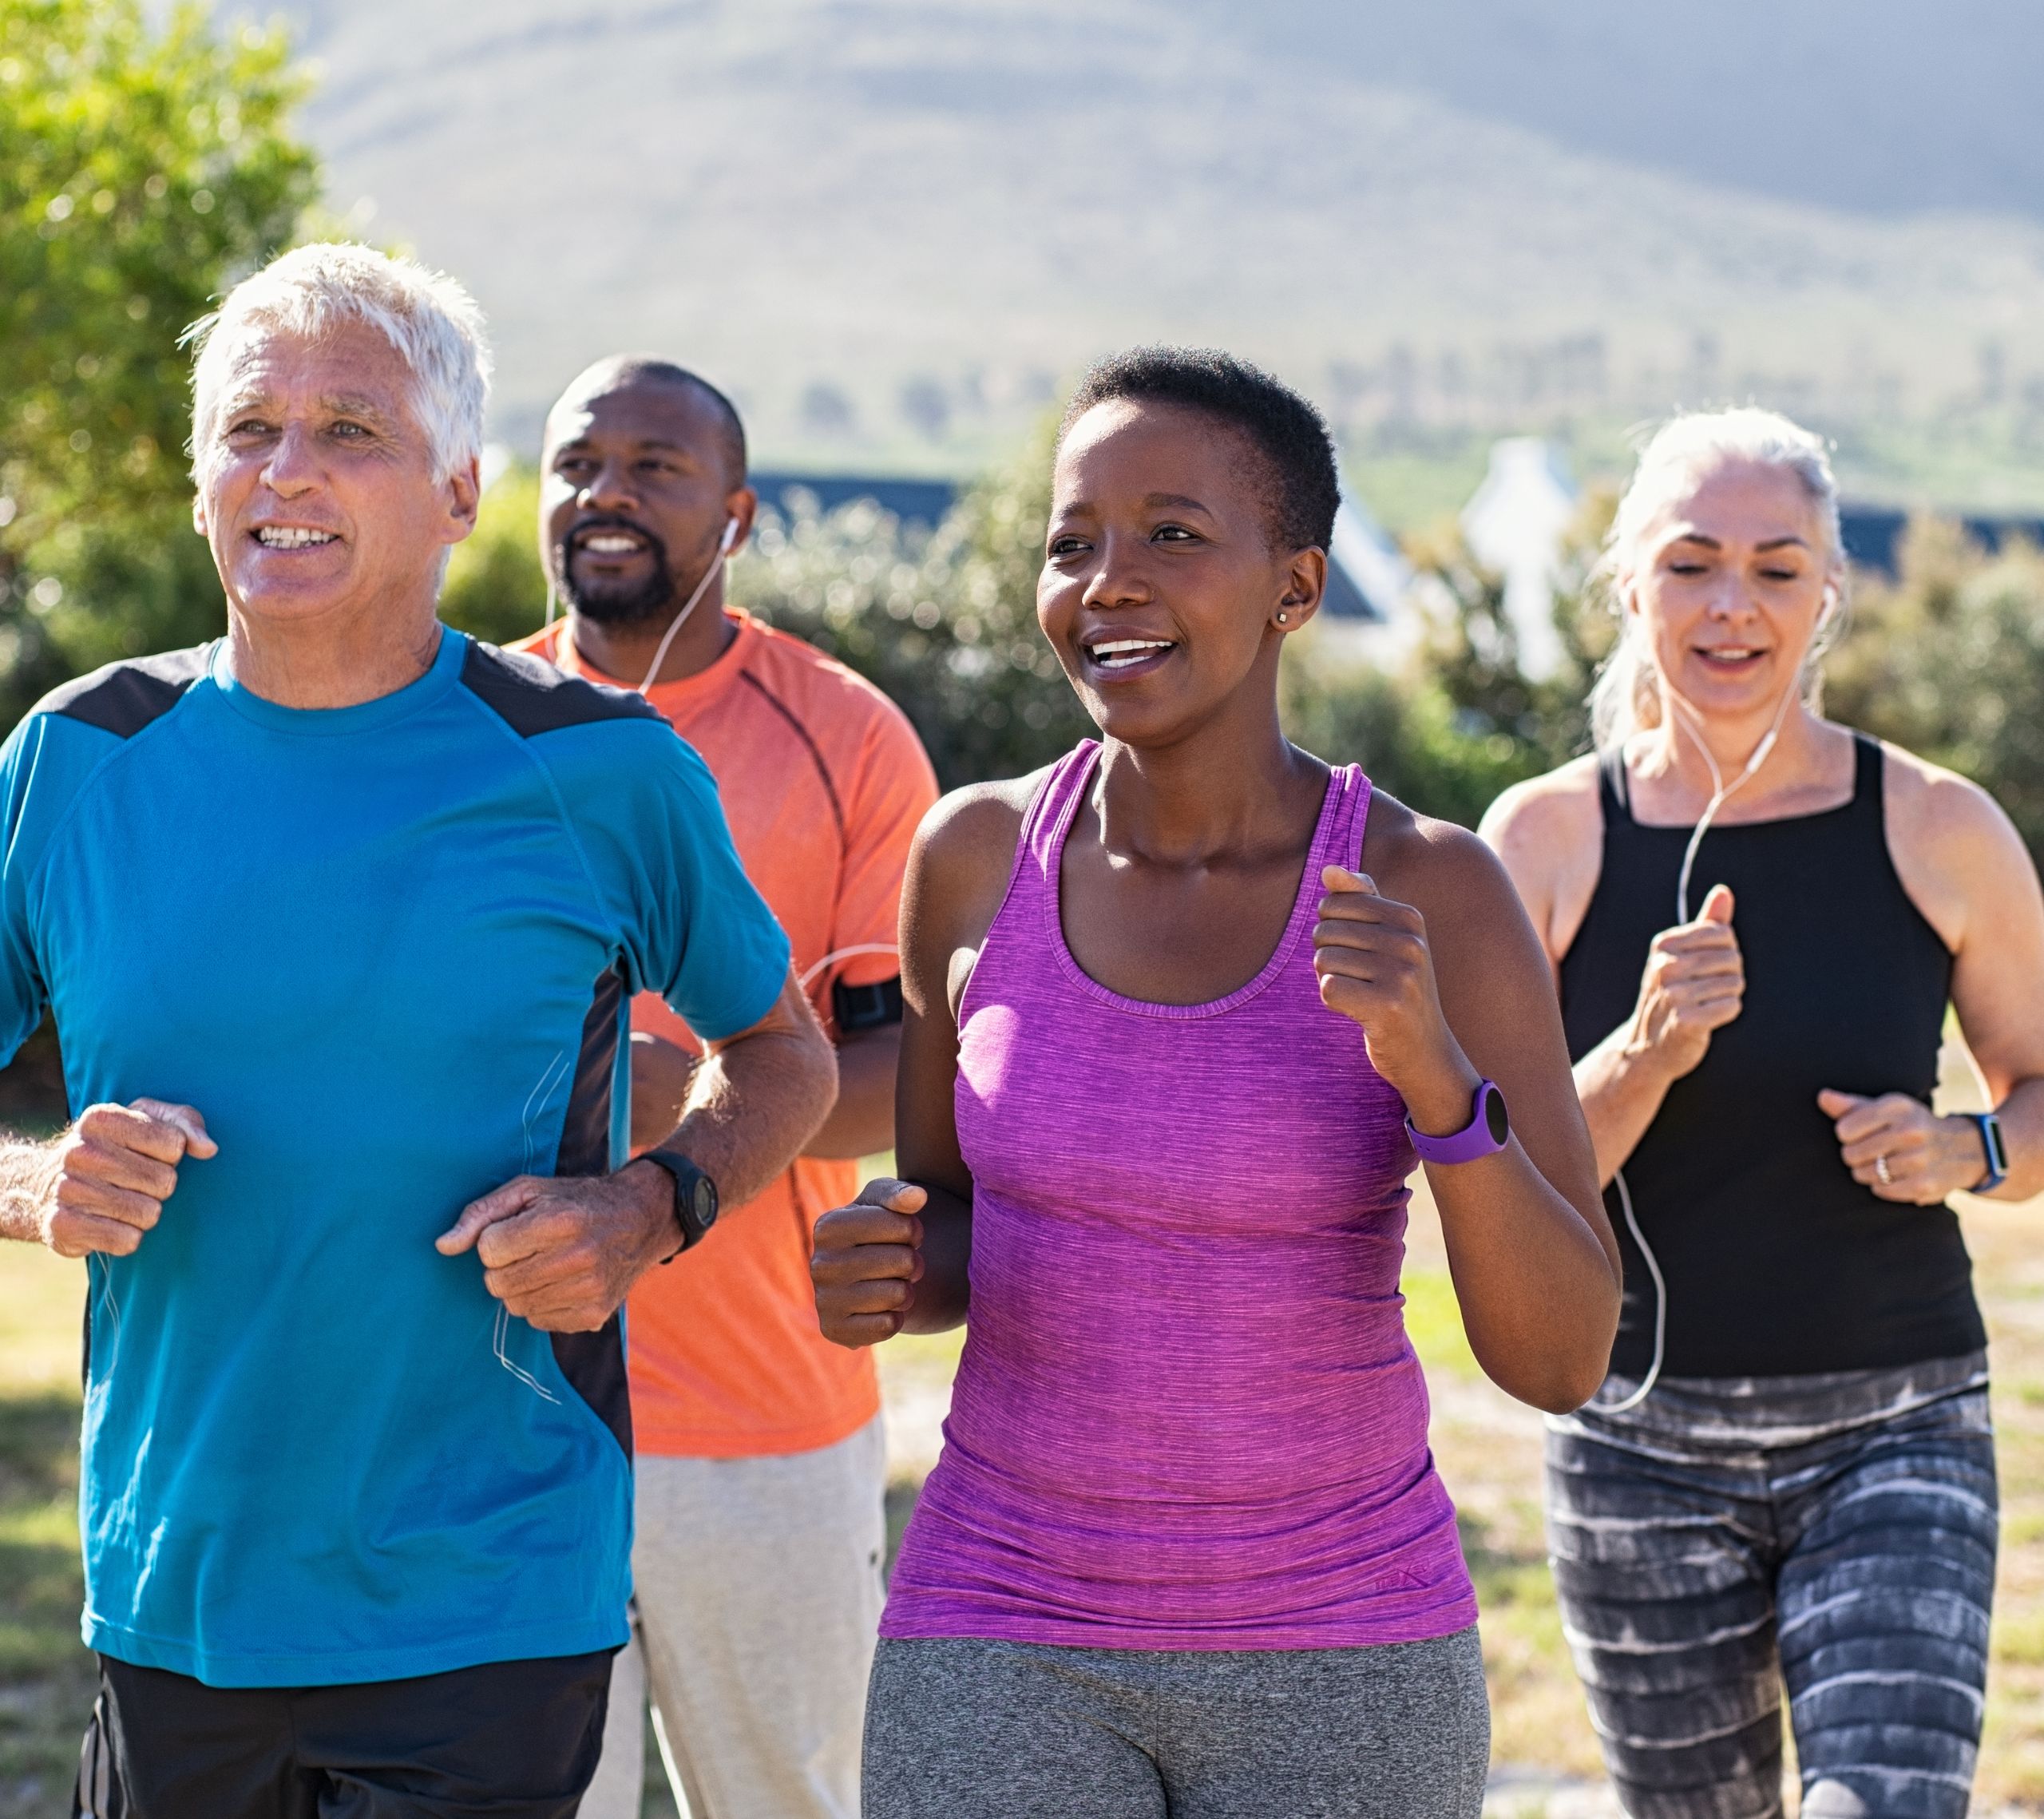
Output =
[{"x1": 832, "y1": 975, "x2": 904, "y2": 1033}]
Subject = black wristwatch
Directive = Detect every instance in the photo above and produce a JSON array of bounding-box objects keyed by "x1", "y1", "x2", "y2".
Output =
[{"x1": 636, "y1": 1149, "x2": 719, "y2": 1262}]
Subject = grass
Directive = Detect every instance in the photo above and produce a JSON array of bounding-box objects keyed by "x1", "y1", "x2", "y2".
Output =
[{"x1": 0, "y1": 1245, "x2": 88, "y2": 1819}]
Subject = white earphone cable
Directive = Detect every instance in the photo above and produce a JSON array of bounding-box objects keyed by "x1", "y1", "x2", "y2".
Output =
[
  {"x1": 799, "y1": 943, "x2": 901, "y2": 993},
  {"x1": 629, "y1": 517, "x2": 739, "y2": 696},
  {"x1": 1594, "y1": 639, "x2": 1816, "y2": 1415},
  {"x1": 546, "y1": 517, "x2": 739, "y2": 696}
]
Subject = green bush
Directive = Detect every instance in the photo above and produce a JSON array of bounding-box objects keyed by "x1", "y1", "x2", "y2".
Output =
[
  {"x1": 734, "y1": 423, "x2": 1091, "y2": 790},
  {"x1": 439, "y1": 465, "x2": 546, "y2": 647},
  {"x1": 1279, "y1": 632, "x2": 1539, "y2": 829},
  {"x1": 1827, "y1": 522, "x2": 2044, "y2": 862},
  {"x1": 0, "y1": 0, "x2": 318, "y2": 722}
]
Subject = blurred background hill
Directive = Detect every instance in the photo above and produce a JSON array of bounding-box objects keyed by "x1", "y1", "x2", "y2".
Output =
[{"x1": 244, "y1": 0, "x2": 2044, "y2": 508}]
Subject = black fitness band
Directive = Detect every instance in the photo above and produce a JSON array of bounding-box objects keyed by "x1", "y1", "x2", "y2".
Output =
[{"x1": 833, "y1": 975, "x2": 903, "y2": 1034}]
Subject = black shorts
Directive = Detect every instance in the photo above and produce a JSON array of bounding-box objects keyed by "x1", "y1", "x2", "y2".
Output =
[{"x1": 73, "y1": 1647, "x2": 614, "y2": 1819}]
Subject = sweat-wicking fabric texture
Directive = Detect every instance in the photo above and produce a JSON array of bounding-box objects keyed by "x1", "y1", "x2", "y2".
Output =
[
  {"x1": 862, "y1": 1629, "x2": 1489, "y2": 1819},
  {"x1": 883, "y1": 740, "x2": 1476, "y2": 1650},
  {"x1": 0, "y1": 628, "x2": 790, "y2": 1686}
]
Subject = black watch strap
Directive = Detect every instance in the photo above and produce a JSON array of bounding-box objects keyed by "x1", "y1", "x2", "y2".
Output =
[{"x1": 637, "y1": 1149, "x2": 719, "y2": 1261}]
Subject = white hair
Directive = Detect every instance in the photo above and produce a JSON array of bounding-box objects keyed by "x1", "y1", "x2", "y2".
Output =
[
  {"x1": 1588, "y1": 406, "x2": 1847, "y2": 751},
  {"x1": 184, "y1": 243, "x2": 492, "y2": 482}
]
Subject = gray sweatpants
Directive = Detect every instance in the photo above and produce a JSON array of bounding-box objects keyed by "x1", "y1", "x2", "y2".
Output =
[
  {"x1": 861, "y1": 1627, "x2": 1488, "y2": 1818},
  {"x1": 578, "y1": 1415, "x2": 888, "y2": 1819}
]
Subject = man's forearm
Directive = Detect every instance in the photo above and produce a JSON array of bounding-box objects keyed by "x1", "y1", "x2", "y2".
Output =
[
  {"x1": 806, "y1": 1025, "x2": 900, "y2": 1160},
  {"x1": 0, "y1": 1135, "x2": 57, "y2": 1243},
  {"x1": 665, "y1": 1017, "x2": 838, "y2": 1211}
]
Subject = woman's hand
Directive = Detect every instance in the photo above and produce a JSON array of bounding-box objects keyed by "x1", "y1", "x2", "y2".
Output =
[
  {"x1": 1626, "y1": 885, "x2": 1745, "y2": 1084},
  {"x1": 1313, "y1": 865, "x2": 1481, "y2": 1131},
  {"x1": 810, "y1": 1178, "x2": 927, "y2": 1347},
  {"x1": 1817, "y1": 1089, "x2": 1992, "y2": 1205}
]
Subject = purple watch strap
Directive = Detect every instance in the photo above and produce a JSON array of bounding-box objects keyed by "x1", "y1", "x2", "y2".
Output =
[{"x1": 1405, "y1": 1080, "x2": 1509, "y2": 1164}]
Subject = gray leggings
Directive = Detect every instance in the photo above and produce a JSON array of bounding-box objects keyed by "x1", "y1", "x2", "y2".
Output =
[
  {"x1": 862, "y1": 1627, "x2": 1488, "y2": 1819},
  {"x1": 1547, "y1": 1352, "x2": 1997, "y2": 1819}
]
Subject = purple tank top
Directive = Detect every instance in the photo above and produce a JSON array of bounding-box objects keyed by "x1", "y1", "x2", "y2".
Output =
[{"x1": 881, "y1": 743, "x2": 1476, "y2": 1651}]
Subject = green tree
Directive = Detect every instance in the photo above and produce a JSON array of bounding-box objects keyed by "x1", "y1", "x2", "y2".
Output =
[
  {"x1": 1396, "y1": 498, "x2": 1615, "y2": 787},
  {"x1": 1825, "y1": 521, "x2": 2044, "y2": 863},
  {"x1": 1279, "y1": 632, "x2": 1535, "y2": 829},
  {"x1": 0, "y1": 0, "x2": 317, "y2": 722},
  {"x1": 734, "y1": 422, "x2": 1091, "y2": 788},
  {"x1": 439, "y1": 466, "x2": 547, "y2": 646}
]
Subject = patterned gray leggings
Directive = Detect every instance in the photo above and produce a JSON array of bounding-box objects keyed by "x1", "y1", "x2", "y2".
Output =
[{"x1": 1546, "y1": 1352, "x2": 1996, "y2": 1819}]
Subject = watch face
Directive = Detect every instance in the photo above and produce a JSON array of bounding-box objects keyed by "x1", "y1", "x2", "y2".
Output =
[
  {"x1": 1483, "y1": 1085, "x2": 1510, "y2": 1147},
  {"x1": 691, "y1": 1176, "x2": 718, "y2": 1230}
]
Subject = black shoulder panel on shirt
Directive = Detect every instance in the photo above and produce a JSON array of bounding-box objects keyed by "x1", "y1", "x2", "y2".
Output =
[
  {"x1": 42, "y1": 646, "x2": 211, "y2": 739},
  {"x1": 458, "y1": 638, "x2": 662, "y2": 738}
]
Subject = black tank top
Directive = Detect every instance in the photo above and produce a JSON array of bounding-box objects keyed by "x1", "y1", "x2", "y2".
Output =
[{"x1": 1559, "y1": 733, "x2": 1986, "y2": 1378}]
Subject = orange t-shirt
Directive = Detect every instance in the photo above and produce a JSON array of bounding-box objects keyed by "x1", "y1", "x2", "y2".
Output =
[{"x1": 514, "y1": 610, "x2": 938, "y2": 1457}]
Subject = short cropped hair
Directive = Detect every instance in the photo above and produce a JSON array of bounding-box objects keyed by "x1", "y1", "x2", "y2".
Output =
[
  {"x1": 557, "y1": 356, "x2": 748, "y2": 488},
  {"x1": 184, "y1": 243, "x2": 492, "y2": 482},
  {"x1": 1060, "y1": 347, "x2": 1341, "y2": 552}
]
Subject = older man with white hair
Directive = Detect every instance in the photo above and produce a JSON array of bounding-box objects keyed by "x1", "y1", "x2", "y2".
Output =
[{"x1": 0, "y1": 243, "x2": 835, "y2": 1819}]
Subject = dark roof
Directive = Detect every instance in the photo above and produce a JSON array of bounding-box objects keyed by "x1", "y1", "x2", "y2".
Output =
[
  {"x1": 1842, "y1": 505, "x2": 2044, "y2": 578},
  {"x1": 751, "y1": 471, "x2": 957, "y2": 529},
  {"x1": 751, "y1": 470, "x2": 1382, "y2": 616}
]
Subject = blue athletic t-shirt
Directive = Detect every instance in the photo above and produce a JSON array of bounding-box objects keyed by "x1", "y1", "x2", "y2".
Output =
[{"x1": 0, "y1": 626, "x2": 791, "y2": 1686}]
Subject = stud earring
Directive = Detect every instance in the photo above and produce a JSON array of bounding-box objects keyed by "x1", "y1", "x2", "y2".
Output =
[{"x1": 1276, "y1": 611, "x2": 1289, "y2": 624}]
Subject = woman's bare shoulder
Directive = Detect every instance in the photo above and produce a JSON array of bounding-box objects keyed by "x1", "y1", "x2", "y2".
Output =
[
  {"x1": 1362, "y1": 789, "x2": 1529, "y2": 925},
  {"x1": 905, "y1": 770, "x2": 1048, "y2": 940},
  {"x1": 1880, "y1": 742, "x2": 2018, "y2": 855},
  {"x1": 1476, "y1": 755, "x2": 1606, "y2": 965},
  {"x1": 1479, "y1": 755, "x2": 1604, "y2": 867},
  {"x1": 1877, "y1": 740, "x2": 2038, "y2": 952},
  {"x1": 913, "y1": 772, "x2": 1040, "y2": 872}
]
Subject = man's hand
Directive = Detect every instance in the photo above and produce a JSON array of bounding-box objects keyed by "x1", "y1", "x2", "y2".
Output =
[
  {"x1": 1817, "y1": 1088, "x2": 1991, "y2": 1206},
  {"x1": 1626, "y1": 885, "x2": 1744, "y2": 1084},
  {"x1": 811, "y1": 1179, "x2": 925, "y2": 1348},
  {"x1": 1312, "y1": 866, "x2": 1479, "y2": 1132},
  {"x1": 34, "y1": 1100, "x2": 216, "y2": 1259},
  {"x1": 435, "y1": 1161, "x2": 677, "y2": 1332}
]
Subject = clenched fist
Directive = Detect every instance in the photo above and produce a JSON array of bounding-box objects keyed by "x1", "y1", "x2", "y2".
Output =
[
  {"x1": 1311, "y1": 866, "x2": 1476, "y2": 1125},
  {"x1": 1817, "y1": 1088, "x2": 1992, "y2": 1207},
  {"x1": 811, "y1": 1179, "x2": 926, "y2": 1348},
  {"x1": 38, "y1": 1099, "x2": 217, "y2": 1258},
  {"x1": 1627, "y1": 884, "x2": 1745, "y2": 1084}
]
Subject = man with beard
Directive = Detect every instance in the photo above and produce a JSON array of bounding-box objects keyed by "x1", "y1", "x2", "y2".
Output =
[{"x1": 516, "y1": 358, "x2": 937, "y2": 1819}]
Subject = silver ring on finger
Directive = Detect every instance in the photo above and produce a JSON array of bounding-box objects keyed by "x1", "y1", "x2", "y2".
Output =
[{"x1": 1876, "y1": 1154, "x2": 1892, "y2": 1185}]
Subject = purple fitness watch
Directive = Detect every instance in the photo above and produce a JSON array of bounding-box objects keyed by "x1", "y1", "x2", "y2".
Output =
[{"x1": 1406, "y1": 1079, "x2": 1511, "y2": 1165}]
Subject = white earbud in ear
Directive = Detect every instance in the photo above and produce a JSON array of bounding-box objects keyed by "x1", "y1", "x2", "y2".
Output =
[{"x1": 718, "y1": 517, "x2": 739, "y2": 556}]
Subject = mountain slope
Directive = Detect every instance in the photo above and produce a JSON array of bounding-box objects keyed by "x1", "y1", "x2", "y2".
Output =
[{"x1": 253, "y1": 0, "x2": 2044, "y2": 461}]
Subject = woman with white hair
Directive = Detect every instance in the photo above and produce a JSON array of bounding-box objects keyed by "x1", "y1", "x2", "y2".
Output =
[{"x1": 1484, "y1": 408, "x2": 2044, "y2": 1819}]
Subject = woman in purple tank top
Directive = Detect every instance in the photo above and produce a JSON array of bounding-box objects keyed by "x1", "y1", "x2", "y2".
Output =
[{"x1": 813, "y1": 351, "x2": 1619, "y2": 1819}]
